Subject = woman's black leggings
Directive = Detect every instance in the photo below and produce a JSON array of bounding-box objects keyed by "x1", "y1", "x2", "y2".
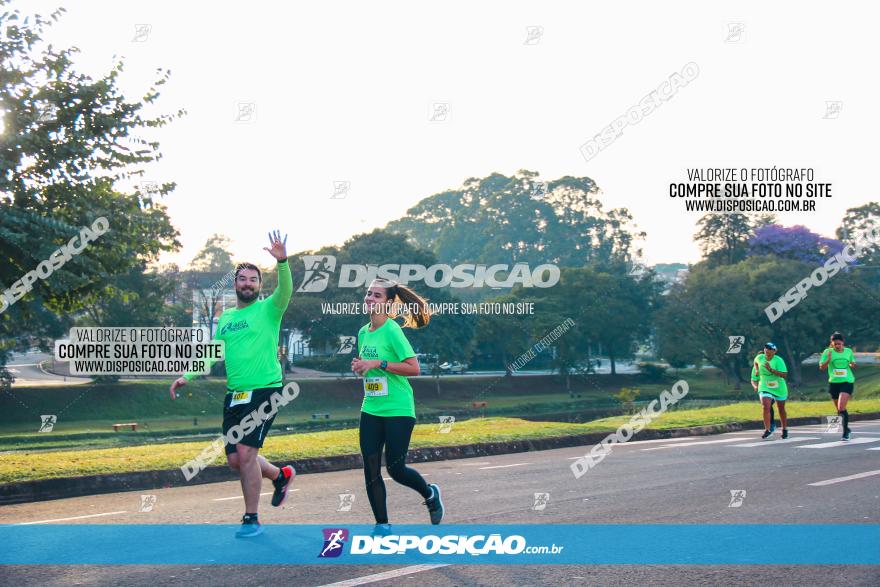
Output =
[{"x1": 359, "y1": 412, "x2": 431, "y2": 524}]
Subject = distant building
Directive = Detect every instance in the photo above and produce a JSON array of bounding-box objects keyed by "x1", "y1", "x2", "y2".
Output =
[{"x1": 652, "y1": 262, "x2": 689, "y2": 286}]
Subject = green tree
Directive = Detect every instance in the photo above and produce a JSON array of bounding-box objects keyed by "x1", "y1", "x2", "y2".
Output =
[
  {"x1": 0, "y1": 3, "x2": 181, "y2": 385},
  {"x1": 518, "y1": 265, "x2": 661, "y2": 379},
  {"x1": 79, "y1": 262, "x2": 185, "y2": 328},
  {"x1": 837, "y1": 202, "x2": 880, "y2": 292},
  {"x1": 694, "y1": 213, "x2": 774, "y2": 267},
  {"x1": 471, "y1": 308, "x2": 529, "y2": 376},
  {"x1": 836, "y1": 202, "x2": 880, "y2": 246},
  {"x1": 386, "y1": 171, "x2": 642, "y2": 277},
  {"x1": 187, "y1": 235, "x2": 236, "y2": 338},
  {"x1": 656, "y1": 255, "x2": 880, "y2": 389},
  {"x1": 189, "y1": 234, "x2": 234, "y2": 273},
  {"x1": 655, "y1": 260, "x2": 773, "y2": 388}
]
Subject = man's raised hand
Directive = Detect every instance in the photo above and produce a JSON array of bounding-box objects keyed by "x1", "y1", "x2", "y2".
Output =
[{"x1": 264, "y1": 229, "x2": 288, "y2": 261}]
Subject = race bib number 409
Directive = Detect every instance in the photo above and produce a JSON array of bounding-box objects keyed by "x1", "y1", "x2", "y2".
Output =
[{"x1": 364, "y1": 377, "x2": 388, "y2": 397}]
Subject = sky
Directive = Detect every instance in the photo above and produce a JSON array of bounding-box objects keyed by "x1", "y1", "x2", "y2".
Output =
[{"x1": 16, "y1": 1, "x2": 880, "y2": 267}]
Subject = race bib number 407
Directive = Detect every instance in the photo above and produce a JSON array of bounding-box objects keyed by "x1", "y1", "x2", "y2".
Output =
[
  {"x1": 230, "y1": 390, "x2": 253, "y2": 406},
  {"x1": 364, "y1": 377, "x2": 388, "y2": 397}
]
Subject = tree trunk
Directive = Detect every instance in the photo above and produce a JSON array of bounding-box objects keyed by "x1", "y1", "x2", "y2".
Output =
[
  {"x1": 729, "y1": 357, "x2": 743, "y2": 390},
  {"x1": 781, "y1": 334, "x2": 801, "y2": 388},
  {"x1": 609, "y1": 350, "x2": 617, "y2": 375}
]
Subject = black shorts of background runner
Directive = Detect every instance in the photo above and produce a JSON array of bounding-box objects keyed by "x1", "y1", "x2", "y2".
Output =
[
  {"x1": 222, "y1": 386, "x2": 281, "y2": 455},
  {"x1": 829, "y1": 381, "x2": 855, "y2": 400},
  {"x1": 359, "y1": 412, "x2": 431, "y2": 524}
]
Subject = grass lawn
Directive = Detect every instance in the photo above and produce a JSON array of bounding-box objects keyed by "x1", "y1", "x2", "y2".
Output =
[
  {"x1": 2, "y1": 364, "x2": 878, "y2": 452},
  {"x1": 2, "y1": 398, "x2": 878, "y2": 485}
]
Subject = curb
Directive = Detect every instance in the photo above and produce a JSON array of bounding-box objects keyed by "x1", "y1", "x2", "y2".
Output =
[{"x1": 2, "y1": 412, "x2": 877, "y2": 505}]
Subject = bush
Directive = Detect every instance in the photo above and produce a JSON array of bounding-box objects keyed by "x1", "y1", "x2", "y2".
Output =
[
  {"x1": 613, "y1": 387, "x2": 640, "y2": 413},
  {"x1": 638, "y1": 362, "x2": 669, "y2": 382},
  {"x1": 92, "y1": 375, "x2": 121, "y2": 385}
]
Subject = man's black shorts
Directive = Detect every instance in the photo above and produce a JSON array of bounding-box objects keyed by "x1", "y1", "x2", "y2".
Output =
[
  {"x1": 222, "y1": 387, "x2": 281, "y2": 455},
  {"x1": 828, "y1": 381, "x2": 854, "y2": 399}
]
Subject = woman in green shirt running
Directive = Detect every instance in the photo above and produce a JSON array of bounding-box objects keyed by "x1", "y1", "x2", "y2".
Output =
[
  {"x1": 753, "y1": 342, "x2": 789, "y2": 440},
  {"x1": 819, "y1": 332, "x2": 857, "y2": 440},
  {"x1": 351, "y1": 278, "x2": 444, "y2": 534}
]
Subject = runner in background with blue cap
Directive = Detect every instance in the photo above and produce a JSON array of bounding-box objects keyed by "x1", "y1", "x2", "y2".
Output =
[
  {"x1": 752, "y1": 342, "x2": 789, "y2": 440},
  {"x1": 750, "y1": 363, "x2": 776, "y2": 434}
]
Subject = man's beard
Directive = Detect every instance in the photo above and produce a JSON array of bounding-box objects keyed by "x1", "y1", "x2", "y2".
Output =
[{"x1": 236, "y1": 287, "x2": 258, "y2": 302}]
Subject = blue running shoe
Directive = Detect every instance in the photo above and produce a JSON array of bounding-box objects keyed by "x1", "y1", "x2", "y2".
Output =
[
  {"x1": 371, "y1": 523, "x2": 393, "y2": 537},
  {"x1": 235, "y1": 514, "x2": 264, "y2": 538},
  {"x1": 424, "y1": 484, "x2": 444, "y2": 525}
]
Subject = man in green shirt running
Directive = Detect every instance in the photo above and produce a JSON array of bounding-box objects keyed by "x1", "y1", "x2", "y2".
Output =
[
  {"x1": 170, "y1": 230, "x2": 294, "y2": 538},
  {"x1": 753, "y1": 342, "x2": 789, "y2": 440},
  {"x1": 819, "y1": 332, "x2": 857, "y2": 440}
]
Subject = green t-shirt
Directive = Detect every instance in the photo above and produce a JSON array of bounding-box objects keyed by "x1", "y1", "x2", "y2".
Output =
[
  {"x1": 184, "y1": 261, "x2": 292, "y2": 391},
  {"x1": 821, "y1": 347, "x2": 855, "y2": 383},
  {"x1": 753, "y1": 352, "x2": 788, "y2": 398},
  {"x1": 358, "y1": 318, "x2": 417, "y2": 418}
]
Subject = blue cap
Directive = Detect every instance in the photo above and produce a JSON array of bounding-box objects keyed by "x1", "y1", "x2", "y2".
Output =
[{"x1": 764, "y1": 342, "x2": 777, "y2": 350}]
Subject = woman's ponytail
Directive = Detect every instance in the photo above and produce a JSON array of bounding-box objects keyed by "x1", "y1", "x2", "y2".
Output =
[{"x1": 375, "y1": 279, "x2": 431, "y2": 328}]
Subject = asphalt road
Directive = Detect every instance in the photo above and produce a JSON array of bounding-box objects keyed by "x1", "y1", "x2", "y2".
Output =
[
  {"x1": 6, "y1": 351, "x2": 92, "y2": 387},
  {"x1": 1, "y1": 420, "x2": 879, "y2": 586}
]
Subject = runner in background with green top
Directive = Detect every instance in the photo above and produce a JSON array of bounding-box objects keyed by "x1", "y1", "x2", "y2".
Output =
[
  {"x1": 819, "y1": 332, "x2": 856, "y2": 441},
  {"x1": 170, "y1": 230, "x2": 295, "y2": 538},
  {"x1": 753, "y1": 342, "x2": 789, "y2": 440},
  {"x1": 351, "y1": 278, "x2": 444, "y2": 535},
  {"x1": 750, "y1": 362, "x2": 776, "y2": 434}
]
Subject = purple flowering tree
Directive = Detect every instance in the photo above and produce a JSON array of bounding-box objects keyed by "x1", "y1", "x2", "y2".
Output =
[{"x1": 747, "y1": 225, "x2": 842, "y2": 263}]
